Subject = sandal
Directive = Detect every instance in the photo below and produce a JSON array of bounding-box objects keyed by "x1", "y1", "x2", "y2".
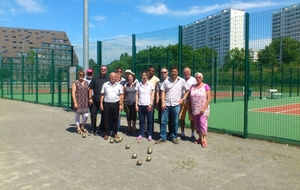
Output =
[
  {"x1": 77, "y1": 129, "x2": 84, "y2": 135},
  {"x1": 80, "y1": 124, "x2": 88, "y2": 133},
  {"x1": 194, "y1": 138, "x2": 202, "y2": 144}
]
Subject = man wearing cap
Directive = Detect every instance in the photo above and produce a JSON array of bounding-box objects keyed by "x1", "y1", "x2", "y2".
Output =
[
  {"x1": 85, "y1": 68, "x2": 93, "y2": 84},
  {"x1": 88, "y1": 65, "x2": 109, "y2": 136}
]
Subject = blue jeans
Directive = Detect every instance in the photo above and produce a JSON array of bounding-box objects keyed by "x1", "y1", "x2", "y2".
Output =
[
  {"x1": 138, "y1": 105, "x2": 153, "y2": 137},
  {"x1": 160, "y1": 105, "x2": 180, "y2": 140}
]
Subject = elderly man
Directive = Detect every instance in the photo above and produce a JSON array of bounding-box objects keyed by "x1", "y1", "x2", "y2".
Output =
[
  {"x1": 88, "y1": 65, "x2": 109, "y2": 136},
  {"x1": 100, "y1": 72, "x2": 124, "y2": 140},
  {"x1": 179, "y1": 67, "x2": 197, "y2": 141},
  {"x1": 156, "y1": 66, "x2": 189, "y2": 144}
]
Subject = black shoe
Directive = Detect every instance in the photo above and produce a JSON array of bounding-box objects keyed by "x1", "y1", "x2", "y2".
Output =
[
  {"x1": 155, "y1": 139, "x2": 166, "y2": 144},
  {"x1": 190, "y1": 135, "x2": 196, "y2": 142}
]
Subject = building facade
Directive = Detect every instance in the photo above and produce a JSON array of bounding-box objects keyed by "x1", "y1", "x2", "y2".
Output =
[
  {"x1": 182, "y1": 8, "x2": 245, "y2": 65},
  {"x1": 0, "y1": 27, "x2": 78, "y2": 80},
  {"x1": 272, "y1": 4, "x2": 300, "y2": 41}
]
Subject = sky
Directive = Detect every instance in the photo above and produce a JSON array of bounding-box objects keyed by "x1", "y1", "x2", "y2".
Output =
[{"x1": 1, "y1": 0, "x2": 300, "y2": 65}]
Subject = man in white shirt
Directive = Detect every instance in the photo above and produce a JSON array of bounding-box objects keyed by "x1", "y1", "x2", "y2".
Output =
[
  {"x1": 156, "y1": 66, "x2": 189, "y2": 144},
  {"x1": 100, "y1": 72, "x2": 123, "y2": 140},
  {"x1": 179, "y1": 67, "x2": 197, "y2": 141}
]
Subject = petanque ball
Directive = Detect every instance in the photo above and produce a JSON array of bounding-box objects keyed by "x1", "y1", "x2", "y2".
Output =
[
  {"x1": 125, "y1": 144, "x2": 130, "y2": 149},
  {"x1": 136, "y1": 160, "x2": 142, "y2": 166},
  {"x1": 132, "y1": 153, "x2": 137, "y2": 159},
  {"x1": 146, "y1": 156, "x2": 152, "y2": 162}
]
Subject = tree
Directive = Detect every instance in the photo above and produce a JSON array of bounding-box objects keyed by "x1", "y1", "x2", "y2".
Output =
[{"x1": 88, "y1": 58, "x2": 98, "y2": 73}]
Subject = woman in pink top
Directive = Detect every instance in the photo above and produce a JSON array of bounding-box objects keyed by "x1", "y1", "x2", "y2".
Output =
[{"x1": 189, "y1": 72, "x2": 211, "y2": 147}]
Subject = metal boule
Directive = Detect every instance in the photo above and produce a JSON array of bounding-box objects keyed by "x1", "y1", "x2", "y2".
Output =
[
  {"x1": 118, "y1": 136, "x2": 123, "y2": 142},
  {"x1": 146, "y1": 156, "x2": 152, "y2": 162},
  {"x1": 136, "y1": 160, "x2": 142, "y2": 166},
  {"x1": 114, "y1": 138, "x2": 119, "y2": 143},
  {"x1": 147, "y1": 147, "x2": 153, "y2": 154},
  {"x1": 82, "y1": 133, "x2": 86, "y2": 138},
  {"x1": 110, "y1": 138, "x2": 114, "y2": 143},
  {"x1": 125, "y1": 144, "x2": 130, "y2": 149},
  {"x1": 132, "y1": 153, "x2": 137, "y2": 159}
]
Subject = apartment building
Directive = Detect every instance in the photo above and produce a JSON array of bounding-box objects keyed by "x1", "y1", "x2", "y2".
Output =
[
  {"x1": 0, "y1": 26, "x2": 78, "y2": 79},
  {"x1": 183, "y1": 8, "x2": 245, "y2": 65},
  {"x1": 272, "y1": 4, "x2": 300, "y2": 41}
]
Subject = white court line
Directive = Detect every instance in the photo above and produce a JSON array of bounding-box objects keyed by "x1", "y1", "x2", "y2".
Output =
[{"x1": 275, "y1": 108, "x2": 300, "y2": 113}]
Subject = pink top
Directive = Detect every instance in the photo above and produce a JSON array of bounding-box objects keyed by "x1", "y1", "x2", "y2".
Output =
[{"x1": 190, "y1": 83, "x2": 210, "y2": 116}]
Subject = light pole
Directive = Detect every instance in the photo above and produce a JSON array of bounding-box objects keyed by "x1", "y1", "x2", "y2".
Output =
[{"x1": 146, "y1": 45, "x2": 151, "y2": 67}]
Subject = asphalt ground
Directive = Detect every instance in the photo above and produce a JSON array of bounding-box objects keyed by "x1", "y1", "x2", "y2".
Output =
[{"x1": 0, "y1": 98, "x2": 300, "y2": 190}]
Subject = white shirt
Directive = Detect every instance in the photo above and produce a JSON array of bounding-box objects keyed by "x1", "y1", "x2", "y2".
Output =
[
  {"x1": 135, "y1": 81, "x2": 154, "y2": 106},
  {"x1": 101, "y1": 81, "x2": 123, "y2": 103},
  {"x1": 182, "y1": 76, "x2": 197, "y2": 101},
  {"x1": 161, "y1": 77, "x2": 189, "y2": 106}
]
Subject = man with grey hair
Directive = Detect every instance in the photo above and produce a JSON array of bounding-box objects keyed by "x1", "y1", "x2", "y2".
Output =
[{"x1": 100, "y1": 72, "x2": 124, "y2": 140}]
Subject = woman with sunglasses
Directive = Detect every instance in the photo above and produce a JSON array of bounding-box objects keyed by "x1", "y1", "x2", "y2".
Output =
[{"x1": 72, "y1": 70, "x2": 90, "y2": 135}]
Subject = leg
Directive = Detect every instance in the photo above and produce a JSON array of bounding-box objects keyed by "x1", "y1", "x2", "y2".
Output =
[
  {"x1": 90, "y1": 102, "x2": 99, "y2": 133},
  {"x1": 179, "y1": 103, "x2": 186, "y2": 135},
  {"x1": 137, "y1": 106, "x2": 146, "y2": 138},
  {"x1": 147, "y1": 106, "x2": 153, "y2": 139},
  {"x1": 103, "y1": 103, "x2": 112, "y2": 136},
  {"x1": 200, "y1": 114, "x2": 208, "y2": 147},
  {"x1": 159, "y1": 106, "x2": 169, "y2": 140},
  {"x1": 111, "y1": 103, "x2": 119, "y2": 137},
  {"x1": 75, "y1": 112, "x2": 82, "y2": 134},
  {"x1": 170, "y1": 105, "x2": 180, "y2": 140}
]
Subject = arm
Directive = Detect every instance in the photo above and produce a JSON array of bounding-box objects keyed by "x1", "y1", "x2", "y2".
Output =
[
  {"x1": 135, "y1": 90, "x2": 139, "y2": 112},
  {"x1": 71, "y1": 82, "x2": 78, "y2": 109},
  {"x1": 88, "y1": 88, "x2": 93, "y2": 105},
  {"x1": 147, "y1": 89, "x2": 154, "y2": 112},
  {"x1": 161, "y1": 90, "x2": 166, "y2": 111},
  {"x1": 119, "y1": 93, "x2": 124, "y2": 111},
  {"x1": 100, "y1": 94, "x2": 104, "y2": 111},
  {"x1": 179, "y1": 90, "x2": 190, "y2": 105},
  {"x1": 200, "y1": 90, "x2": 211, "y2": 114}
]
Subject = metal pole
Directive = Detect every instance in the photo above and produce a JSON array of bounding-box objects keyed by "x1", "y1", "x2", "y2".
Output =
[
  {"x1": 244, "y1": 13, "x2": 249, "y2": 139},
  {"x1": 83, "y1": 0, "x2": 89, "y2": 72},
  {"x1": 178, "y1": 26, "x2": 183, "y2": 77}
]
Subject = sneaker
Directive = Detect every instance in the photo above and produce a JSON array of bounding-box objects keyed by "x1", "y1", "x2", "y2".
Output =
[
  {"x1": 172, "y1": 139, "x2": 179, "y2": 144},
  {"x1": 202, "y1": 140, "x2": 207, "y2": 148},
  {"x1": 148, "y1": 136, "x2": 152, "y2": 141},
  {"x1": 155, "y1": 139, "x2": 166, "y2": 144},
  {"x1": 136, "y1": 135, "x2": 143, "y2": 140}
]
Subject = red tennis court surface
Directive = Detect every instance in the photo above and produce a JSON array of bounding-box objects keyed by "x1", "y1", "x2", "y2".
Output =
[{"x1": 252, "y1": 103, "x2": 300, "y2": 115}]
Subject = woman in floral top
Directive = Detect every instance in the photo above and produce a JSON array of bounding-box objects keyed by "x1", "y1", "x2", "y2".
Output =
[{"x1": 189, "y1": 72, "x2": 211, "y2": 147}]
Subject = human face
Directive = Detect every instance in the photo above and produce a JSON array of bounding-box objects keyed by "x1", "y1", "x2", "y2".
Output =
[
  {"x1": 161, "y1": 69, "x2": 168, "y2": 79},
  {"x1": 100, "y1": 66, "x2": 107, "y2": 75},
  {"x1": 116, "y1": 69, "x2": 122, "y2": 75},
  {"x1": 141, "y1": 72, "x2": 148, "y2": 82},
  {"x1": 110, "y1": 73, "x2": 116, "y2": 84},
  {"x1": 183, "y1": 68, "x2": 191, "y2": 79},
  {"x1": 171, "y1": 69, "x2": 178, "y2": 80},
  {"x1": 195, "y1": 75, "x2": 203, "y2": 84},
  {"x1": 127, "y1": 75, "x2": 133, "y2": 83},
  {"x1": 87, "y1": 72, "x2": 93, "y2": 78},
  {"x1": 148, "y1": 68, "x2": 155, "y2": 77},
  {"x1": 78, "y1": 73, "x2": 85, "y2": 80}
]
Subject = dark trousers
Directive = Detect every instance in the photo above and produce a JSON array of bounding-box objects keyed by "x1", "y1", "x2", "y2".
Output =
[
  {"x1": 103, "y1": 102, "x2": 119, "y2": 136},
  {"x1": 90, "y1": 101, "x2": 105, "y2": 132}
]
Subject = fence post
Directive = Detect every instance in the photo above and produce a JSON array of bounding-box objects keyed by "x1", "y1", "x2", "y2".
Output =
[
  {"x1": 271, "y1": 64, "x2": 274, "y2": 89},
  {"x1": 244, "y1": 12, "x2": 249, "y2": 139},
  {"x1": 10, "y1": 58, "x2": 13, "y2": 99},
  {"x1": 96, "y1": 41, "x2": 101, "y2": 75},
  {"x1": 51, "y1": 49, "x2": 55, "y2": 106},
  {"x1": 0, "y1": 58, "x2": 3, "y2": 98},
  {"x1": 192, "y1": 54, "x2": 196, "y2": 76},
  {"x1": 22, "y1": 55, "x2": 24, "y2": 101},
  {"x1": 297, "y1": 68, "x2": 299, "y2": 96},
  {"x1": 213, "y1": 56, "x2": 217, "y2": 103},
  {"x1": 259, "y1": 63, "x2": 263, "y2": 99},
  {"x1": 58, "y1": 68, "x2": 61, "y2": 107},
  {"x1": 35, "y1": 53, "x2": 38, "y2": 103},
  {"x1": 289, "y1": 67, "x2": 292, "y2": 97},
  {"x1": 132, "y1": 34, "x2": 136, "y2": 73},
  {"x1": 232, "y1": 60, "x2": 235, "y2": 102},
  {"x1": 178, "y1": 26, "x2": 182, "y2": 77}
]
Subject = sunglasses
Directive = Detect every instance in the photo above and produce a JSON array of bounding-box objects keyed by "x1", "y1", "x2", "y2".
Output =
[
  {"x1": 161, "y1": 71, "x2": 167, "y2": 74},
  {"x1": 79, "y1": 74, "x2": 85, "y2": 77},
  {"x1": 101, "y1": 68, "x2": 107, "y2": 70}
]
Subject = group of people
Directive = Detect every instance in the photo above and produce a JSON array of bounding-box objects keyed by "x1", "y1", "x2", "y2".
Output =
[{"x1": 71, "y1": 65, "x2": 210, "y2": 147}]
